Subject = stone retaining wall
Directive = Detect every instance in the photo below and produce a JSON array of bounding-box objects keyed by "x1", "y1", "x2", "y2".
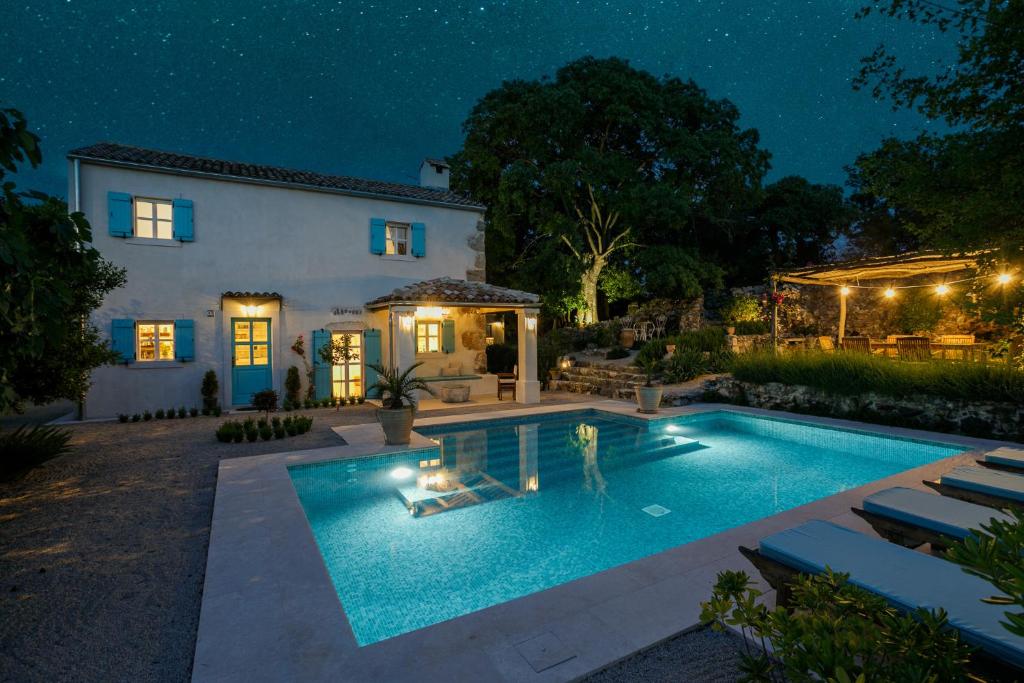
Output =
[{"x1": 702, "y1": 376, "x2": 1024, "y2": 441}]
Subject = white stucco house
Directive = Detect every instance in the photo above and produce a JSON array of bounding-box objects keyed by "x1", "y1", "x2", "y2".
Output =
[{"x1": 67, "y1": 143, "x2": 540, "y2": 418}]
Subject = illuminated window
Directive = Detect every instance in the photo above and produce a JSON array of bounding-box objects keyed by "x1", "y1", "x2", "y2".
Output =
[
  {"x1": 137, "y1": 321, "x2": 175, "y2": 361},
  {"x1": 416, "y1": 321, "x2": 440, "y2": 353},
  {"x1": 134, "y1": 198, "x2": 173, "y2": 239},
  {"x1": 385, "y1": 221, "x2": 409, "y2": 255}
]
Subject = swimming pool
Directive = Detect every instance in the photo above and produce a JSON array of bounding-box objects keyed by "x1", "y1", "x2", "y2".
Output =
[{"x1": 288, "y1": 409, "x2": 964, "y2": 646}]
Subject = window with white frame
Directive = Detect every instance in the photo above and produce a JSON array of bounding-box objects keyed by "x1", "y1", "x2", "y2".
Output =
[
  {"x1": 416, "y1": 320, "x2": 440, "y2": 353},
  {"x1": 385, "y1": 221, "x2": 409, "y2": 256},
  {"x1": 135, "y1": 198, "x2": 173, "y2": 239},
  {"x1": 137, "y1": 321, "x2": 175, "y2": 361}
]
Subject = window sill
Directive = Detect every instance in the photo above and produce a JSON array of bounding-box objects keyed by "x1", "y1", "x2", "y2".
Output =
[
  {"x1": 381, "y1": 254, "x2": 416, "y2": 262},
  {"x1": 124, "y1": 237, "x2": 183, "y2": 248},
  {"x1": 128, "y1": 361, "x2": 186, "y2": 369}
]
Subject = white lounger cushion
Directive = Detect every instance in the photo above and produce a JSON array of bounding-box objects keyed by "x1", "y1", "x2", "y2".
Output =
[
  {"x1": 985, "y1": 447, "x2": 1024, "y2": 470},
  {"x1": 759, "y1": 520, "x2": 1024, "y2": 670},
  {"x1": 941, "y1": 466, "x2": 1024, "y2": 503},
  {"x1": 863, "y1": 487, "x2": 1013, "y2": 540}
]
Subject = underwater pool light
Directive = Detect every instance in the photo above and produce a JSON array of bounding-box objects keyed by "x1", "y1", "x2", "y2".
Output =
[{"x1": 390, "y1": 467, "x2": 414, "y2": 480}]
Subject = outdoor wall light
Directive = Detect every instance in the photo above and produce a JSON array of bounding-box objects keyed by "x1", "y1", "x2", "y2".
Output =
[
  {"x1": 399, "y1": 314, "x2": 415, "y2": 332},
  {"x1": 883, "y1": 288, "x2": 896, "y2": 299},
  {"x1": 415, "y1": 306, "x2": 449, "y2": 319},
  {"x1": 839, "y1": 286, "x2": 850, "y2": 296},
  {"x1": 935, "y1": 284, "x2": 950, "y2": 296},
  {"x1": 243, "y1": 304, "x2": 260, "y2": 316},
  {"x1": 525, "y1": 314, "x2": 538, "y2": 331}
]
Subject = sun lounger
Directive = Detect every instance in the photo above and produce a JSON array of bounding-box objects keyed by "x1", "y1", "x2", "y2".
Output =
[
  {"x1": 978, "y1": 447, "x2": 1024, "y2": 472},
  {"x1": 923, "y1": 466, "x2": 1024, "y2": 508},
  {"x1": 852, "y1": 486, "x2": 1012, "y2": 551},
  {"x1": 740, "y1": 520, "x2": 1024, "y2": 672}
]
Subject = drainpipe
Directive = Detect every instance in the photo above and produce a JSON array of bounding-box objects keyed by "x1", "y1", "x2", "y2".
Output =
[
  {"x1": 74, "y1": 158, "x2": 85, "y2": 420},
  {"x1": 387, "y1": 304, "x2": 394, "y2": 367}
]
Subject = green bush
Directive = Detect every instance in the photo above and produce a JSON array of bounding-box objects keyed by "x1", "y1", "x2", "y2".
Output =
[
  {"x1": 131, "y1": 413, "x2": 141, "y2": 423},
  {"x1": 189, "y1": 407, "x2": 199, "y2": 417},
  {"x1": 730, "y1": 351, "x2": 1024, "y2": 403},
  {"x1": 604, "y1": 347, "x2": 630, "y2": 360},
  {"x1": 285, "y1": 366, "x2": 302, "y2": 405},
  {"x1": 166, "y1": 407, "x2": 176, "y2": 419},
  {"x1": 677, "y1": 326, "x2": 727, "y2": 353},
  {"x1": 485, "y1": 343, "x2": 518, "y2": 373},
  {"x1": 701, "y1": 569, "x2": 973, "y2": 681},
  {"x1": 252, "y1": 389, "x2": 278, "y2": 415},
  {"x1": 118, "y1": 414, "x2": 129, "y2": 423},
  {"x1": 259, "y1": 425, "x2": 272, "y2": 441},
  {"x1": 634, "y1": 339, "x2": 667, "y2": 367},
  {"x1": 155, "y1": 409, "x2": 165, "y2": 419},
  {"x1": 273, "y1": 425, "x2": 286, "y2": 439},
  {"x1": 201, "y1": 370, "x2": 219, "y2": 410},
  {"x1": 215, "y1": 422, "x2": 235, "y2": 443},
  {"x1": 720, "y1": 293, "x2": 762, "y2": 324},
  {"x1": 356, "y1": 396, "x2": 365, "y2": 405},
  {"x1": 177, "y1": 406, "x2": 187, "y2": 419},
  {"x1": 143, "y1": 410, "x2": 152, "y2": 421},
  {"x1": 663, "y1": 349, "x2": 705, "y2": 383},
  {"x1": 733, "y1": 320, "x2": 769, "y2": 335},
  {"x1": 0, "y1": 425, "x2": 73, "y2": 478}
]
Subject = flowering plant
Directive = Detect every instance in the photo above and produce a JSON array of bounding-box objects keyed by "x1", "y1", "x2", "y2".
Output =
[{"x1": 291, "y1": 335, "x2": 306, "y2": 356}]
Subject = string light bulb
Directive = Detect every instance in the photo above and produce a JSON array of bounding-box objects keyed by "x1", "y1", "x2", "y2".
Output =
[
  {"x1": 997, "y1": 273, "x2": 1012, "y2": 285},
  {"x1": 883, "y1": 287, "x2": 896, "y2": 299},
  {"x1": 935, "y1": 284, "x2": 950, "y2": 296},
  {"x1": 839, "y1": 285, "x2": 850, "y2": 296}
]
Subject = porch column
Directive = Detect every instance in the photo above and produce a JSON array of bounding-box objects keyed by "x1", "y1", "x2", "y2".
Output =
[
  {"x1": 391, "y1": 304, "x2": 418, "y2": 380},
  {"x1": 516, "y1": 307, "x2": 540, "y2": 404}
]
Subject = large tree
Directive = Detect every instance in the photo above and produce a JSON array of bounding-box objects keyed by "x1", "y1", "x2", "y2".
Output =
[
  {"x1": 0, "y1": 108, "x2": 126, "y2": 413},
  {"x1": 849, "y1": 0, "x2": 1024, "y2": 259},
  {"x1": 450, "y1": 56, "x2": 769, "y2": 321}
]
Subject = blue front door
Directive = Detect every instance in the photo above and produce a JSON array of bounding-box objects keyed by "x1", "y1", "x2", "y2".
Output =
[{"x1": 232, "y1": 318, "x2": 272, "y2": 405}]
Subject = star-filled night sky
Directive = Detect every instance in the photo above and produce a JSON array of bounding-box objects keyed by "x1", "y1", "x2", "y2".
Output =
[{"x1": 5, "y1": 1, "x2": 951, "y2": 198}]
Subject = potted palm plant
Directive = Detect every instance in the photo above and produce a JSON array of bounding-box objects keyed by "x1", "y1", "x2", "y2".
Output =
[
  {"x1": 367, "y1": 362, "x2": 435, "y2": 444},
  {"x1": 634, "y1": 357, "x2": 663, "y2": 414}
]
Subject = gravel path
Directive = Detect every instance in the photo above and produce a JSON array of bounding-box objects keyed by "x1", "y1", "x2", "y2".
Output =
[
  {"x1": 583, "y1": 627, "x2": 749, "y2": 682},
  {"x1": 0, "y1": 395, "x2": 595, "y2": 682}
]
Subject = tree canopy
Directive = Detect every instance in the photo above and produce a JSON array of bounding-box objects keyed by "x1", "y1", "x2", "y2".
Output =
[
  {"x1": 0, "y1": 107, "x2": 126, "y2": 413},
  {"x1": 450, "y1": 56, "x2": 770, "y2": 322}
]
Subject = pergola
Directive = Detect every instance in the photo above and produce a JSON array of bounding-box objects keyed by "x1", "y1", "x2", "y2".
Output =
[{"x1": 771, "y1": 251, "x2": 984, "y2": 343}]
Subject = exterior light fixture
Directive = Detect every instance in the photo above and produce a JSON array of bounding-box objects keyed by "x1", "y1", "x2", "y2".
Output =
[
  {"x1": 883, "y1": 288, "x2": 896, "y2": 299},
  {"x1": 839, "y1": 286, "x2": 850, "y2": 296},
  {"x1": 997, "y1": 273, "x2": 1012, "y2": 285},
  {"x1": 525, "y1": 314, "x2": 538, "y2": 331},
  {"x1": 935, "y1": 284, "x2": 950, "y2": 296},
  {"x1": 243, "y1": 304, "x2": 260, "y2": 316},
  {"x1": 415, "y1": 306, "x2": 450, "y2": 319},
  {"x1": 399, "y1": 313, "x2": 415, "y2": 332}
]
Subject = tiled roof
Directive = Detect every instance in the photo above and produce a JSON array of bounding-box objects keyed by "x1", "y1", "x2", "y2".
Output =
[
  {"x1": 366, "y1": 278, "x2": 540, "y2": 308},
  {"x1": 68, "y1": 142, "x2": 485, "y2": 210},
  {"x1": 221, "y1": 291, "x2": 282, "y2": 300}
]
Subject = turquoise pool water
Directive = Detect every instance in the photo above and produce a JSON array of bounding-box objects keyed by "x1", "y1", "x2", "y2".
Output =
[{"x1": 289, "y1": 409, "x2": 964, "y2": 646}]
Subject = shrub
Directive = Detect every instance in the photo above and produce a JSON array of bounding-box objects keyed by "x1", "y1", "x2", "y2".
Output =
[
  {"x1": 356, "y1": 396, "x2": 365, "y2": 404},
  {"x1": 245, "y1": 427, "x2": 258, "y2": 443},
  {"x1": 252, "y1": 389, "x2": 278, "y2": 416},
  {"x1": 719, "y1": 293, "x2": 762, "y2": 324},
  {"x1": 733, "y1": 319, "x2": 769, "y2": 335},
  {"x1": 166, "y1": 407, "x2": 176, "y2": 419},
  {"x1": 271, "y1": 416, "x2": 281, "y2": 428},
  {"x1": 257, "y1": 417, "x2": 268, "y2": 429},
  {"x1": 201, "y1": 370, "x2": 219, "y2": 410},
  {"x1": 663, "y1": 349, "x2": 704, "y2": 384},
  {"x1": 485, "y1": 343, "x2": 518, "y2": 374},
  {"x1": 189, "y1": 407, "x2": 199, "y2": 417},
  {"x1": 285, "y1": 421, "x2": 297, "y2": 437},
  {"x1": 215, "y1": 423, "x2": 235, "y2": 443},
  {"x1": 329, "y1": 396, "x2": 337, "y2": 407},
  {"x1": 634, "y1": 339, "x2": 667, "y2": 367},
  {"x1": 677, "y1": 326, "x2": 727, "y2": 353},
  {"x1": 0, "y1": 425, "x2": 73, "y2": 479},
  {"x1": 143, "y1": 410, "x2": 152, "y2": 421},
  {"x1": 273, "y1": 425, "x2": 286, "y2": 439},
  {"x1": 155, "y1": 409, "x2": 165, "y2": 419},
  {"x1": 118, "y1": 414, "x2": 129, "y2": 423},
  {"x1": 259, "y1": 425, "x2": 272, "y2": 441},
  {"x1": 705, "y1": 349, "x2": 735, "y2": 373},
  {"x1": 232, "y1": 425, "x2": 244, "y2": 442},
  {"x1": 284, "y1": 365, "x2": 302, "y2": 405},
  {"x1": 702, "y1": 569, "x2": 973, "y2": 681},
  {"x1": 347, "y1": 396, "x2": 356, "y2": 405},
  {"x1": 303, "y1": 399, "x2": 313, "y2": 409},
  {"x1": 177, "y1": 406, "x2": 187, "y2": 419},
  {"x1": 730, "y1": 351, "x2": 1024, "y2": 404},
  {"x1": 131, "y1": 413, "x2": 141, "y2": 423},
  {"x1": 604, "y1": 347, "x2": 630, "y2": 360}
]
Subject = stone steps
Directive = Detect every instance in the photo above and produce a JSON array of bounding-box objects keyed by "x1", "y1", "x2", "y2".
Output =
[{"x1": 549, "y1": 361, "x2": 652, "y2": 400}]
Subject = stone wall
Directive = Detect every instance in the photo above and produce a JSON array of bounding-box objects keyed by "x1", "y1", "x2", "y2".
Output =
[{"x1": 701, "y1": 376, "x2": 1024, "y2": 441}]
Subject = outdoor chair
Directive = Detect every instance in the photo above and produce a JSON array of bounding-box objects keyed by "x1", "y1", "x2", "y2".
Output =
[
  {"x1": 896, "y1": 336, "x2": 931, "y2": 362},
  {"x1": 497, "y1": 365, "x2": 517, "y2": 401},
  {"x1": 939, "y1": 334, "x2": 976, "y2": 361},
  {"x1": 977, "y1": 446, "x2": 1024, "y2": 472},
  {"x1": 922, "y1": 466, "x2": 1024, "y2": 509},
  {"x1": 818, "y1": 336, "x2": 835, "y2": 353},
  {"x1": 739, "y1": 520, "x2": 1024, "y2": 674},
  {"x1": 851, "y1": 486, "x2": 1012, "y2": 552},
  {"x1": 840, "y1": 336, "x2": 870, "y2": 353},
  {"x1": 653, "y1": 314, "x2": 667, "y2": 338}
]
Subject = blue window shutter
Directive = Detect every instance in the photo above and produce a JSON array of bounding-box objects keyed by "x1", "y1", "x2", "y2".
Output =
[
  {"x1": 111, "y1": 319, "x2": 135, "y2": 361},
  {"x1": 363, "y1": 329, "x2": 382, "y2": 398},
  {"x1": 411, "y1": 222, "x2": 426, "y2": 257},
  {"x1": 441, "y1": 319, "x2": 455, "y2": 354},
  {"x1": 174, "y1": 320, "x2": 195, "y2": 361},
  {"x1": 108, "y1": 192, "x2": 132, "y2": 237},
  {"x1": 172, "y1": 199, "x2": 194, "y2": 242},
  {"x1": 369, "y1": 218, "x2": 386, "y2": 254},
  {"x1": 312, "y1": 329, "x2": 332, "y2": 400}
]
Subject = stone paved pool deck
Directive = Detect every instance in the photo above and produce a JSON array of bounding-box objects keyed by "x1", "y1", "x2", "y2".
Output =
[{"x1": 192, "y1": 402, "x2": 1008, "y2": 683}]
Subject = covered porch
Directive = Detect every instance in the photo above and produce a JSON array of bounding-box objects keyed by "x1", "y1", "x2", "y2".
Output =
[{"x1": 365, "y1": 277, "x2": 542, "y2": 405}]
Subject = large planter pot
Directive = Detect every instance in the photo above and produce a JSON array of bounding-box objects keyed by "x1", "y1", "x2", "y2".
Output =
[
  {"x1": 620, "y1": 328, "x2": 636, "y2": 348},
  {"x1": 378, "y1": 406, "x2": 415, "y2": 445},
  {"x1": 635, "y1": 385, "x2": 663, "y2": 414}
]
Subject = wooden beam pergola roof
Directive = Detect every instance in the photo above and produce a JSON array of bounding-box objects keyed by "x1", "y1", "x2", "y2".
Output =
[{"x1": 776, "y1": 251, "x2": 982, "y2": 286}]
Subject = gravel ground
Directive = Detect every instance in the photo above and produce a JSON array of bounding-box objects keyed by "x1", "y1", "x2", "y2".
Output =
[
  {"x1": 0, "y1": 395, "x2": 596, "y2": 682},
  {"x1": 583, "y1": 627, "x2": 749, "y2": 683}
]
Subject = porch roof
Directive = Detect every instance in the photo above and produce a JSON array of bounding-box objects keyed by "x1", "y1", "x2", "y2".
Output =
[
  {"x1": 775, "y1": 250, "x2": 982, "y2": 286},
  {"x1": 365, "y1": 277, "x2": 540, "y2": 310}
]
